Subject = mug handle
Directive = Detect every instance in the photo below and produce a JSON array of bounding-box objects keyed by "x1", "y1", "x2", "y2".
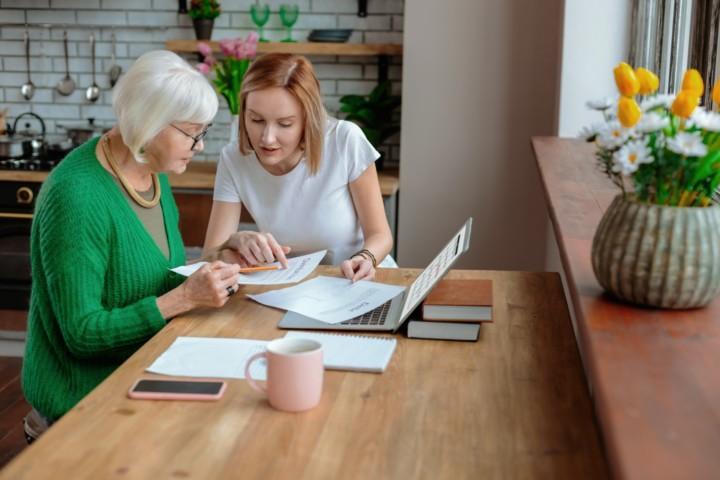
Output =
[{"x1": 245, "y1": 352, "x2": 267, "y2": 394}]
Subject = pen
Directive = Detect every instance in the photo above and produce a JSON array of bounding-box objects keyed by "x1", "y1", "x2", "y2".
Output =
[{"x1": 239, "y1": 265, "x2": 281, "y2": 273}]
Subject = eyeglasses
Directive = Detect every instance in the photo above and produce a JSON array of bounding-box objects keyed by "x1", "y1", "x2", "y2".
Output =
[{"x1": 170, "y1": 123, "x2": 211, "y2": 151}]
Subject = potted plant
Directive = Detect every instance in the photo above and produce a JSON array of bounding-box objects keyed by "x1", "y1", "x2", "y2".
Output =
[
  {"x1": 583, "y1": 63, "x2": 720, "y2": 308},
  {"x1": 339, "y1": 80, "x2": 401, "y2": 170},
  {"x1": 188, "y1": 0, "x2": 221, "y2": 40}
]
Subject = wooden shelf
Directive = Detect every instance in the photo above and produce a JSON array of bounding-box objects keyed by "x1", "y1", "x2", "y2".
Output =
[{"x1": 165, "y1": 40, "x2": 403, "y2": 56}]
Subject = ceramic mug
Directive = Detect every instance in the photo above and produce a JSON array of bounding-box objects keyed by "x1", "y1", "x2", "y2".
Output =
[{"x1": 244, "y1": 338, "x2": 324, "y2": 412}]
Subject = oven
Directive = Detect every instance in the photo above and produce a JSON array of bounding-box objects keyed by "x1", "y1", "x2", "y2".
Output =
[{"x1": 0, "y1": 180, "x2": 40, "y2": 310}]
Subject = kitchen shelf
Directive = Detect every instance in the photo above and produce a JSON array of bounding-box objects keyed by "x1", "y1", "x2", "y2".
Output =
[
  {"x1": 165, "y1": 40, "x2": 402, "y2": 82},
  {"x1": 165, "y1": 40, "x2": 403, "y2": 56}
]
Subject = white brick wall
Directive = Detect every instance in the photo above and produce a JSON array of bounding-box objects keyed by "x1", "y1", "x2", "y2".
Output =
[{"x1": 0, "y1": 0, "x2": 403, "y2": 164}]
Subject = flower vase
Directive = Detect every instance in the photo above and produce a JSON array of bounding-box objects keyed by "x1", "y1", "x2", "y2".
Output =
[
  {"x1": 230, "y1": 114, "x2": 239, "y2": 144},
  {"x1": 591, "y1": 194, "x2": 720, "y2": 309}
]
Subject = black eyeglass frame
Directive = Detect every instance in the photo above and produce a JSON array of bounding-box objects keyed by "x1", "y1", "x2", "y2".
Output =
[{"x1": 170, "y1": 123, "x2": 212, "y2": 151}]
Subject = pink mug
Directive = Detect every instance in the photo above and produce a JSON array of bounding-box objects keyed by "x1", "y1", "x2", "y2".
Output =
[{"x1": 244, "y1": 338, "x2": 324, "y2": 412}]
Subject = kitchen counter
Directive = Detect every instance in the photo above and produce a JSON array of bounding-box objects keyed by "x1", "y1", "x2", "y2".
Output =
[{"x1": 0, "y1": 162, "x2": 400, "y2": 197}]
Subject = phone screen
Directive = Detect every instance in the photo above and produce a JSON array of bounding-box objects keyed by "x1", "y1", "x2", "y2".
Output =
[{"x1": 132, "y1": 379, "x2": 224, "y2": 395}]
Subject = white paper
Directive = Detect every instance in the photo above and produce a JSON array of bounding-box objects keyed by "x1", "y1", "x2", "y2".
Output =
[
  {"x1": 169, "y1": 250, "x2": 327, "y2": 285},
  {"x1": 146, "y1": 337, "x2": 269, "y2": 380},
  {"x1": 247, "y1": 275, "x2": 406, "y2": 324}
]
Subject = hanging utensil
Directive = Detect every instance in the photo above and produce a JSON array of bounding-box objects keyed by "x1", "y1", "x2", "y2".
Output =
[
  {"x1": 56, "y1": 30, "x2": 75, "y2": 96},
  {"x1": 85, "y1": 33, "x2": 100, "y2": 103},
  {"x1": 108, "y1": 31, "x2": 122, "y2": 87},
  {"x1": 20, "y1": 29, "x2": 35, "y2": 101}
]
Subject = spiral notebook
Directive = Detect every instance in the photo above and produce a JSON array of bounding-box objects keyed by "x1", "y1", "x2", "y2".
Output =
[{"x1": 284, "y1": 331, "x2": 397, "y2": 373}]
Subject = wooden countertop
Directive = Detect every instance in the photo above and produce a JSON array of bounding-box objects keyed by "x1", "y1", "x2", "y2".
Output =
[
  {"x1": 0, "y1": 163, "x2": 400, "y2": 197},
  {"x1": 532, "y1": 137, "x2": 720, "y2": 480},
  {"x1": 166, "y1": 40, "x2": 404, "y2": 56},
  {"x1": 0, "y1": 268, "x2": 607, "y2": 479}
]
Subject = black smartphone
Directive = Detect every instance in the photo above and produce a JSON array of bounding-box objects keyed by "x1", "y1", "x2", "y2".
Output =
[{"x1": 127, "y1": 378, "x2": 226, "y2": 401}]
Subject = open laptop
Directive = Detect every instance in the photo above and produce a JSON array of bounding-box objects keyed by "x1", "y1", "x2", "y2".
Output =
[{"x1": 278, "y1": 218, "x2": 473, "y2": 332}]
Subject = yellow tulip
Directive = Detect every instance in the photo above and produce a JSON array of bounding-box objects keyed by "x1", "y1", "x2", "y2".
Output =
[
  {"x1": 618, "y1": 97, "x2": 642, "y2": 127},
  {"x1": 614, "y1": 62, "x2": 640, "y2": 97},
  {"x1": 712, "y1": 80, "x2": 720, "y2": 106},
  {"x1": 681, "y1": 69, "x2": 704, "y2": 97},
  {"x1": 635, "y1": 67, "x2": 659, "y2": 95},
  {"x1": 671, "y1": 91, "x2": 700, "y2": 118}
]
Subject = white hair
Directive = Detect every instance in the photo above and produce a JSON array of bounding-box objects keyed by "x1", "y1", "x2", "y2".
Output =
[{"x1": 112, "y1": 50, "x2": 218, "y2": 160}]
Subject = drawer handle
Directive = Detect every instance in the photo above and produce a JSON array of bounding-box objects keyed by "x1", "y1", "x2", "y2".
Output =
[
  {"x1": 0, "y1": 212, "x2": 33, "y2": 219},
  {"x1": 16, "y1": 187, "x2": 34, "y2": 205}
]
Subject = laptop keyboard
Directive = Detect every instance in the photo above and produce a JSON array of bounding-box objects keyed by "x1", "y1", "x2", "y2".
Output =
[{"x1": 340, "y1": 300, "x2": 391, "y2": 326}]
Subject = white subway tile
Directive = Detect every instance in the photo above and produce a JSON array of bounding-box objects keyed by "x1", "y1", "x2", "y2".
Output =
[
  {"x1": 26, "y1": 9, "x2": 77, "y2": 24},
  {"x1": 0, "y1": 9, "x2": 26, "y2": 23},
  {"x1": 392, "y1": 15, "x2": 403, "y2": 31},
  {"x1": 151, "y1": 0, "x2": 177, "y2": 10},
  {"x1": 314, "y1": 63, "x2": 362, "y2": 80},
  {"x1": 363, "y1": 31, "x2": 402, "y2": 44},
  {"x1": 80, "y1": 104, "x2": 115, "y2": 120},
  {"x1": 337, "y1": 80, "x2": 376, "y2": 95},
  {"x1": 32, "y1": 104, "x2": 81, "y2": 119},
  {"x1": 319, "y1": 80, "x2": 336, "y2": 95},
  {"x1": 3, "y1": 57, "x2": 55, "y2": 73},
  {"x1": 337, "y1": 14, "x2": 390, "y2": 31},
  {"x1": 5, "y1": 87, "x2": 54, "y2": 103},
  {"x1": 2, "y1": 0, "x2": 49, "y2": 7},
  {"x1": 367, "y1": 0, "x2": 403, "y2": 14},
  {"x1": 128, "y1": 42, "x2": 164, "y2": 57},
  {"x1": 127, "y1": 11, "x2": 180, "y2": 26},
  {"x1": 101, "y1": 0, "x2": 148, "y2": 9},
  {"x1": 312, "y1": 0, "x2": 355, "y2": 14},
  {"x1": 51, "y1": 0, "x2": 100, "y2": 8},
  {"x1": 0, "y1": 40, "x2": 24, "y2": 55},
  {"x1": 296, "y1": 14, "x2": 337, "y2": 29},
  {"x1": 76, "y1": 10, "x2": 127, "y2": 25}
]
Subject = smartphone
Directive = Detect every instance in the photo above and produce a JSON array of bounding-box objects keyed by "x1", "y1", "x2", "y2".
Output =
[{"x1": 127, "y1": 378, "x2": 227, "y2": 401}]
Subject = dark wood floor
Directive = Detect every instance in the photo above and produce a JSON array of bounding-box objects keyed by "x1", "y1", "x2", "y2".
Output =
[{"x1": 0, "y1": 357, "x2": 28, "y2": 469}]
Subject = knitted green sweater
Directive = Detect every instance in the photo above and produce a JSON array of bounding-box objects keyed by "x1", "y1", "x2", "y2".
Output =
[{"x1": 22, "y1": 137, "x2": 186, "y2": 419}]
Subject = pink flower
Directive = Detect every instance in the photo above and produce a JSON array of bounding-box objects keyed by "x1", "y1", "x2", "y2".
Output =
[
  {"x1": 197, "y1": 42, "x2": 213, "y2": 58},
  {"x1": 195, "y1": 62, "x2": 210, "y2": 74},
  {"x1": 246, "y1": 31, "x2": 259, "y2": 45},
  {"x1": 203, "y1": 55, "x2": 216, "y2": 67},
  {"x1": 219, "y1": 38, "x2": 236, "y2": 57}
]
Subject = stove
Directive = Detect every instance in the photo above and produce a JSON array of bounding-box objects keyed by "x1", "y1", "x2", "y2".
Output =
[{"x1": 0, "y1": 157, "x2": 61, "y2": 171}]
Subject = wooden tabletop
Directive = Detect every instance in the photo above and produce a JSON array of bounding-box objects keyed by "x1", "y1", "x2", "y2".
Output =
[
  {"x1": 532, "y1": 136, "x2": 720, "y2": 480},
  {"x1": 0, "y1": 268, "x2": 607, "y2": 479},
  {"x1": 0, "y1": 163, "x2": 400, "y2": 198}
]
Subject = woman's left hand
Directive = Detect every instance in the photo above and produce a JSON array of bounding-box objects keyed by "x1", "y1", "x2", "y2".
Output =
[{"x1": 340, "y1": 255, "x2": 375, "y2": 282}]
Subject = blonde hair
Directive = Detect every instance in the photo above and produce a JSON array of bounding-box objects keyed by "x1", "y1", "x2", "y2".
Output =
[
  {"x1": 112, "y1": 50, "x2": 218, "y2": 160},
  {"x1": 239, "y1": 53, "x2": 326, "y2": 174}
]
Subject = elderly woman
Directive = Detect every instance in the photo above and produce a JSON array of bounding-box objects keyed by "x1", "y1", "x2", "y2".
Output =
[{"x1": 22, "y1": 51, "x2": 241, "y2": 442}]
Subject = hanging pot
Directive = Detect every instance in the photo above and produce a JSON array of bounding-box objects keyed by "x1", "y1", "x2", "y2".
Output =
[{"x1": 58, "y1": 118, "x2": 109, "y2": 146}]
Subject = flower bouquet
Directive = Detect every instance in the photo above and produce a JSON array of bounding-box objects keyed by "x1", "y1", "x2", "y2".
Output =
[
  {"x1": 196, "y1": 33, "x2": 259, "y2": 116},
  {"x1": 584, "y1": 63, "x2": 720, "y2": 309}
]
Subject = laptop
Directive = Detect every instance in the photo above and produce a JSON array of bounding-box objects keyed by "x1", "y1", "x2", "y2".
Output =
[{"x1": 278, "y1": 218, "x2": 473, "y2": 332}]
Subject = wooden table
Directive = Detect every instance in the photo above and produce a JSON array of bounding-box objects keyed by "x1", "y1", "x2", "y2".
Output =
[
  {"x1": 0, "y1": 268, "x2": 607, "y2": 479},
  {"x1": 532, "y1": 137, "x2": 720, "y2": 480}
]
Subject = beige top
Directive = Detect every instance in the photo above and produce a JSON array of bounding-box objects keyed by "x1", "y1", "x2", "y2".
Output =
[{"x1": 111, "y1": 176, "x2": 169, "y2": 260}]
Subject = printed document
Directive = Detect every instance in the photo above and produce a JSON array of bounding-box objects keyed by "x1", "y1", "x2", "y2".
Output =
[
  {"x1": 146, "y1": 337, "x2": 269, "y2": 380},
  {"x1": 170, "y1": 250, "x2": 327, "y2": 285},
  {"x1": 247, "y1": 275, "x2": 406, "y2": 324}
]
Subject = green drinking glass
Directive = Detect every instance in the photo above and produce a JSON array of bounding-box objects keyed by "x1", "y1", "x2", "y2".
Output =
[
  {"x1": 250, "y1": 4, "x2": 271, "y2": 43},
  {"x1": 279, "y1": 4, "x2": 299, "y2": 43}
]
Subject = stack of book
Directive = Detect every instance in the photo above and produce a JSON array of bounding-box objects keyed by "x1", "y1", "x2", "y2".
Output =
[{"x1": 407, "y1": 279, "x2": 493, "y2": 341}]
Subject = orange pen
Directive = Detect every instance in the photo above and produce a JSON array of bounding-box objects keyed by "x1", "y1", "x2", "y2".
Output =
[{"x1": 238, "y1": 265, "x2": 282, "y2": 273}]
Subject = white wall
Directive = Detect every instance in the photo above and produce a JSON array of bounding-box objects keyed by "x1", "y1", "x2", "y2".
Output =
[
  {"x1": 398, "y1": 0, "x2": 563, "y2": 269},
  {"x1": 557, "y1": 0, "x2": 632, "y2": 137}
]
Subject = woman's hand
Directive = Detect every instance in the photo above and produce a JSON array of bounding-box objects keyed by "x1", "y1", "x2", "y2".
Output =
[
  {"x1": 225, "y1": 231, "x2": 291, "y2": 268},
  {"x1": 182, "y1": 261, "x2": 241, "y2": 309},
  {"x1": 341, "y1": 255, "x2": 376, "y2": 282}
]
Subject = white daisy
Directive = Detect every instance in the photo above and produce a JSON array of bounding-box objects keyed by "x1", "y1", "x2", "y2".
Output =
[
  {"x1": 689, "y1": 109, "x2": 720, "y2": 132},
  {"x1": 586, "y1": 97, "x2": 615, "y2": 111},
  {"x1": 640, "y1": 93, "x2": 674, "y2": 112},
  {"x1": 596, "y1": 121, "x2": 633, "y2": 150},
  {"x1": 667, "y1": 132, "x2": 708, "y2": 157},
  {"x1": 578, "y1": 122, "x2": 605, "y2": 141},
  {"x1": 636, "y1": 112, "x2": 670, "y2": 133},
  {"x1": 612, "y1": 139, "x2": 653, "y2": 175}
]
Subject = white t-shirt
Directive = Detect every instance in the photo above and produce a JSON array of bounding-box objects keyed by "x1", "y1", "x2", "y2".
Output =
[{"x1": 213, "y1": 117, "x2": 380, "y2": 265}]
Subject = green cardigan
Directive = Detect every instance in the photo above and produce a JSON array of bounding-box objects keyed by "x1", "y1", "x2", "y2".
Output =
[{"x1": 22, "y1": 137, "x2": 186, "y2": 419}]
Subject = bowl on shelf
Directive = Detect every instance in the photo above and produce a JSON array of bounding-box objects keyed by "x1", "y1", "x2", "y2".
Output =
[{"x1": 307, "y1": 29, "x2": 353, "y2": 43}]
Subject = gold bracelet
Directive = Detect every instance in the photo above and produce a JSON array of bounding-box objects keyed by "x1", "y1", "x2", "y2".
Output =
[{"x1": 351, "y1": 248, "x2": 377, "y2": 268}]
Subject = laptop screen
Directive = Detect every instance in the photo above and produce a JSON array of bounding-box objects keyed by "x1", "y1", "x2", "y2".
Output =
[{"x1": 399, "y1": 218, "x2": 473, "y2": 321}]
